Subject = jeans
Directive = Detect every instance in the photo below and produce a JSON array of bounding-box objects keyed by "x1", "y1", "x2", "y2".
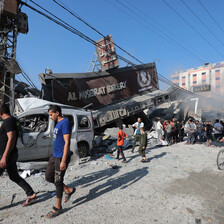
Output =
[
  {"x1": 132, "y1": 134, "x2": 141, "y2": 151},
  {"x1": 117, "y1": 146, "x2": 126, "y2": 161}
]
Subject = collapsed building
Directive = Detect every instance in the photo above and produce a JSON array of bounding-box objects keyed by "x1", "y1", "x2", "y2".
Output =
[{"x1": 39, "y1": 62, "x2": 182, "y2": 130}]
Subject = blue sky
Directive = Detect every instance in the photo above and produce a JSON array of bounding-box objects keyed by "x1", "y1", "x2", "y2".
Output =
[{"x1": 16, "y1": 0, "x2": 224, "y2": 90}]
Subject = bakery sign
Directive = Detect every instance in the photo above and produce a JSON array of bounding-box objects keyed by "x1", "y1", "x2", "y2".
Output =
[
  {"x1": 52, "y1": 64, "x2": 158, "y2": 109},
  {"x1": 193, "y1": 84, "x2": 211, "y2": 92}
]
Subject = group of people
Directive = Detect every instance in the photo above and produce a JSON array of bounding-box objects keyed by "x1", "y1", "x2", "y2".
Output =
[
  {"x1": 116, "y1": 118, "x2": 147, "y2": 163},
  {"x1": 156, "y1": 118, "x2": 224, "y2": 147},
  {"x1": 0, "y1": 104, "x2": 75, "y2": 218},
  {"x1": 157, "y1": 118, "x2": 185, "y2": 145},
  {"x1": 184, "y1": 119, "x2": 224, "y2": 147}
]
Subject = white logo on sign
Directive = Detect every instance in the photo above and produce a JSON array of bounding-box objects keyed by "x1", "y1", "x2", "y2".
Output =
[{"x1": 137, "y1": 70, "x2": 151, "y2": 88}]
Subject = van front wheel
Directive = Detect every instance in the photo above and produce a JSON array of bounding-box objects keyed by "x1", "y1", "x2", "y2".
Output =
[{"x1": 78, "y1": 142, "x2": 89, "y2": 158}]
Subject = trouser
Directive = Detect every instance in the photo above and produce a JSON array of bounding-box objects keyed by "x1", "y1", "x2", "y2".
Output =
[
  {"x1": 195, "y1": 131, "x2": 202, "y2": 143},
  {"x1": 138, "y1": 145, "x2": 146, "y2": 157},
  {"x1": 157, "y1": 129, "x2": 163, "y2": 140},
  {"x1": 0, "y1": 152, "x2": 35, "y2": 196},
  {"x1": 45, "y1": 155, "x2": 70, "y2": 198},
  {"x1": 132, "y1": 134, "x2": 141, "y2": 151},
  {"x1": 167, "y1": 132, "x2": 172, "y2": 144},
  {"x1": 187, "y1": 132, "x2": 195, "y2": 144},
  {"x1": 164, "y1": 130, "x2": 167, "y2": 140},
  {"x1": 179, "y1": 130, "x2": 184, "y2": 141},
  {"x1": 117, "y1": 146, "x2": 126, "y2": 161},
  {"x1": 214, "y1": 133, "x2": 222, "y2": 141}
]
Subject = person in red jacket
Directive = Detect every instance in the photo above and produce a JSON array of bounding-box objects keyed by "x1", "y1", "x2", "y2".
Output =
[{"x1": 117, "y1": 126, "x2": 128, "y2": 163}]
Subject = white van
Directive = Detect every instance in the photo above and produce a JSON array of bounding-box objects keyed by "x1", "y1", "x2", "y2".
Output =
[{"x1": 15, "y1": 98, "x2": 94, "y2": 164}]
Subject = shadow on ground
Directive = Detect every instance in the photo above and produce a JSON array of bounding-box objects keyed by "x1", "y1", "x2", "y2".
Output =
[{"x1": 72, "y1": 167, "x2": 149, "y2": 207}]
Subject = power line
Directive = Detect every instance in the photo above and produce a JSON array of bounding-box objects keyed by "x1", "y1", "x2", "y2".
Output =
[
  {"x1": 162, "y1": 0, "x2": 224, "y2": 58},
  {"x1": 197, "y1": 0, "x2": 224, "y2": 35},
  {"x1": 180, "y1": 0, "x2": 224, "y2": 47},
  {"x1": 107, "y1": 0, "x2": 206, "y2": 63},
  {"x1": 52, "y1": 0, "x2": 196, "y2": 95},
  {"x1": 21, "y1": 1, "x2": 195, "y2": 96},
  {"x1": 52, "y1": 0, "x2": 144, "y2": 65}
]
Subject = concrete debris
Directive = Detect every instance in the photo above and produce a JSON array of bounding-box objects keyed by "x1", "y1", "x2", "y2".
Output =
[
  {"x1": 20, "y1": 170, "x2": 31, "y2": 179},
  {"x1": 17, "y1": 161, "x2": 48, "y2": 171},
  {"x1": 93, "y1": 136, "x2": 102, "y2": 147}
]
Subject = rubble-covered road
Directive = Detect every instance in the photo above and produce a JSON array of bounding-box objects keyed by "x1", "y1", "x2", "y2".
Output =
[{"x1": 1, "y1": 142, "x2": 224, "y2": 224}]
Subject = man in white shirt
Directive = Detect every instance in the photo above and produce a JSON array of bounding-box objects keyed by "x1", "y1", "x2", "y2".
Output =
[
  {"x1": 156, "y1": 119, "x2": 163, "y2": 141},
  {"x1": 213, "y1": 119, "x2": 223, "y2": 141},
  {"x1": 131, "y1": 118, "x2": 144, "y2": 153}
]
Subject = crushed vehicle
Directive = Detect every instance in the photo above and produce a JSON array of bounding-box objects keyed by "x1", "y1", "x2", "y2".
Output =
[{"x1": 15, "y1": 98, "x2": 94, "y2": 164}]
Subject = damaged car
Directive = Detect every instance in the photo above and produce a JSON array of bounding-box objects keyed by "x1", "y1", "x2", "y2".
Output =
[{"x1": 15, "y1": 98, "x2": 94, "y2": 164}]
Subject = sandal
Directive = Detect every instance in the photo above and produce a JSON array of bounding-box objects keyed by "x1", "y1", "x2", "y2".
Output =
[
  {"x1": 141, "y1": 159, "x2": 147, "y2": 163},
  {"x1": 21, "y1": 193, "x2": 37, "y2": 207},
  {"x1": 46, "y1": 206, "x2": 63, "y2": 218},
  {"x1": 64, "y1": 188, "x2": 76, "y2": 203}
]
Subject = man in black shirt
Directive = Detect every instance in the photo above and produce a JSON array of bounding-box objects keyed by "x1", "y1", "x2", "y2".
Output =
[{"x1": 0, "y1": 104, "x2": 36, "y2": 206}]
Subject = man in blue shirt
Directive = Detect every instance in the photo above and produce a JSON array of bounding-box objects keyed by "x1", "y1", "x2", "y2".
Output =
[{"x1": 45, "y1": 105, "x2": 75, "y2": 218}]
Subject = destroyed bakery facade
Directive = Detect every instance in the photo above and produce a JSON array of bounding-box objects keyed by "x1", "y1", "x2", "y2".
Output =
[{"x1": 38, "y1": 62, "x2": 168, "y2": 129}]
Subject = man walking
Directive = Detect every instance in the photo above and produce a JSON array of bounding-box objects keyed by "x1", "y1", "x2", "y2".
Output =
[
  {"x1": 132, "y1": 118, "x2": 144, "y2": 153},
  {"x1": 156, "y1": 119, "x2": 163, "y2": 142},
  {"x1": 0, "y1": 104, "x2": 36, "y2": 207},
  {"x1": 138, "y1": 127, "x2": 147, "y2": 162},
  {"x1": 45, "y1": 105, "x2": 75, "y2": 218}
]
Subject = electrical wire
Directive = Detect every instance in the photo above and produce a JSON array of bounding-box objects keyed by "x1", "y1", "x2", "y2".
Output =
[
  {"x1": 162, "y1": 0, "x2": 224, "y2": 58},
  {"x1": 180, "y1": 0, "x2": 224, "y2": 47},
  {"x1": 21, "y1": 0, "x2": 196, "y2": 96},
  {"x1": 52, "y1": 0, "x2": 144, "y2": 65},
  {"x1": 197, "y1": 0, "x2": 224, "y2": 35},
  {"x1": 50, "y1": 0, "x2": 197, "y2": 96},
  {"x1": 107, "y1": 0, "x2": 205, "y2": 63}
]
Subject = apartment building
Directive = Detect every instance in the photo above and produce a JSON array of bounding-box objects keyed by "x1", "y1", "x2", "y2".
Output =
[{"x1": 171, "y1": 61, "x2": 224, "y2": 97}]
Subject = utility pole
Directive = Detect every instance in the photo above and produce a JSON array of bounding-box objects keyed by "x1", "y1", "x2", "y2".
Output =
[{"x1": 0, "y1": 0, "x2": 28, "y2": 112}]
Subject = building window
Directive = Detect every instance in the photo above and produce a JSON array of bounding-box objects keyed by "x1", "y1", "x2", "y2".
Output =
[
  {"x1": 201, "y1": 72, "x2": 206, "y2": 75},
  {"x1": 202, "y1": 79, "x2": 206, "y2": 83},
  {"x1": 215, "y1": 69, "x2": 220, "y2": 73},
  {"x1": 216, "y1": 77, "x2": 220, "y2": 80},
  {"x1": 216, "y1": 85, "x2": 220, "y2": 88},
  {"x1": 193, "y1": 74, "x2": 197, "y2": 77},
  {"x1": 182, "y1": 76, "x2": 185, "y2": 79},
  {"x1": 172, "y1": 77, "x2": 179, "y2": 81},
  {"x1": 193, "y1": 81, "x2": 197, "y2": 84}
]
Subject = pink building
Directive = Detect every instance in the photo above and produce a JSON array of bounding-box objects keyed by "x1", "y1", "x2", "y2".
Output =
[{"x1": 171, "y1": 61, "x2": 224, "y2": 97}]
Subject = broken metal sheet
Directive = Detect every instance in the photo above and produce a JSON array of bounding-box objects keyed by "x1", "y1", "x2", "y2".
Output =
[
  {"x1": 92, "y1": 89, "x2": 170, "y2": 128},
  {"x1": 15, "y1": 97, "x2": 75, "y2": 114}
]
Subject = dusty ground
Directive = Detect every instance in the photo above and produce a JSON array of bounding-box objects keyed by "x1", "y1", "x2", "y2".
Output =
[{"x1": 1, "y1": 141, "x2": 224, "y2": 224}]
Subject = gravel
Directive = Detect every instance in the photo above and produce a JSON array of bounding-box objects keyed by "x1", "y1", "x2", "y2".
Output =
[{"x1": 1, "y1": 142, "x2": 224, "y2": 224}]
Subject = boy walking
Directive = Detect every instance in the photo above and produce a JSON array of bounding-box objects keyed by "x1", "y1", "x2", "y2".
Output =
[
  {"x1": 117, "y1": 126, "x2": 127, "y2": 163},
  {"x1": 138, "y1": 127, "x2": 147, "y2": 162},
  {"x1": 45, "y1": 105, "x2": 75, "y2": 218}
]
